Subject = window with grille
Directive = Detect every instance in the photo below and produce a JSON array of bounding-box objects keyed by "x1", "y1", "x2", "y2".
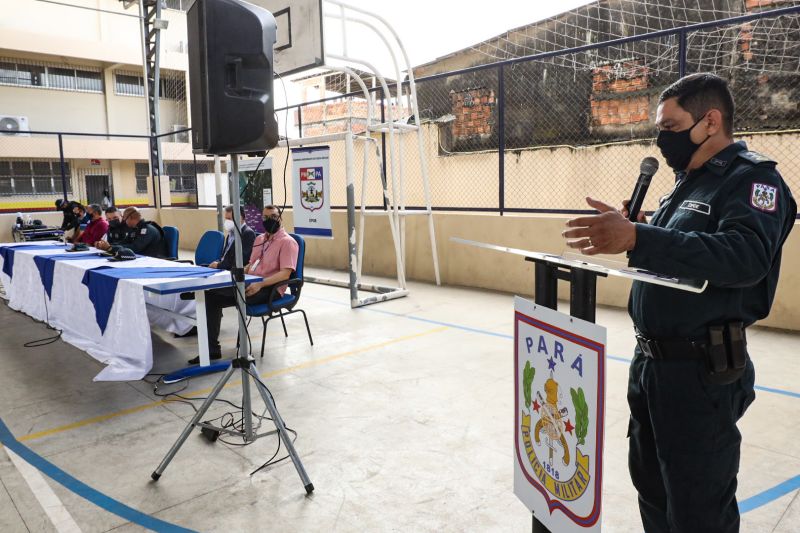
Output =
[
  {"x1": 135, "y1": 162, "x2": 149, "y2": 193},
  {"x1": 0, "y1": 160, "x2": 71, "y2": 195},
  {"x1": 115, "y1": 71, "x2": 185, "y2": 99},
  {"x1": 115, "y1": 73, "x2": 145, "y2": 96},
  {"x1": 164, "y1": 161, "x2": 211, "y2": 192},
  {"x1": 0, "y1": 59, "x2": 102, "y2": 93}
]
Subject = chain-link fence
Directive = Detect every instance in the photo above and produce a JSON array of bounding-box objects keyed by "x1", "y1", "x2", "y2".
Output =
[
  {"x1": 2, "y1": 6, "x2": 798, "y2": 217},
  {"x1": 275, "y1": 5, "x2": 800, "y2": 217},
  {"x1": 0, "y1": 129, "x2": 216, "y2": 213}
]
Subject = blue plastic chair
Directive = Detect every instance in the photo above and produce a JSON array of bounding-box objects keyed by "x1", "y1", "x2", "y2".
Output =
[
  {"x1": 246, "y1": 233, "x2": 313, "y2": 358},
  {"x1": 162, "y1": 225, "x2": 179, "y2": 260},
  {"x1": 194, "y1": 230, "x2": 225, "y2": 266}
]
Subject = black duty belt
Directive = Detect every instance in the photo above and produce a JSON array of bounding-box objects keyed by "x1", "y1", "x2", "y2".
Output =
[{"x1": 635, "y1": 334, "x2": 708, "y2": 360}]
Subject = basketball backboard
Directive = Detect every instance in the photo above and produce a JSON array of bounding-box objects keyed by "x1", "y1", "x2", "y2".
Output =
[{"x1": 249, "y1": 0, "x2": 324, "y2": 76}]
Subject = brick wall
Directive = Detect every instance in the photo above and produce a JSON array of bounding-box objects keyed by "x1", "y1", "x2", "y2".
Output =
[
  {"x1": 296, "y1": 100, "x2": 408, "y2": 137},
  {"x1": 745, "y1": 0, "x2": 794, "y2": 9},
  {"x1": 450, "y1": 87, "x2": 495, "y2": 138},
  {"x1": 590, "y1": 61, "x2": 652, "y2": 128}
]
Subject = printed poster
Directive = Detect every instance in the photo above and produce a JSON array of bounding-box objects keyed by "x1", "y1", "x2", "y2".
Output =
[
  {"x1": 513, "y1": 296, "x2": 606, "y2": 532},
  {"x1": 238, "y1": 156, "x2": 273, "y2": 233},
  {"x1": 291, "y1": 146, "x2": 332, "y2": 239}
]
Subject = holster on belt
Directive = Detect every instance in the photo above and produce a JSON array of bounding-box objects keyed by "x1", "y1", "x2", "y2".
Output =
[
  {"x1": 707, "y1": 325, "x2": 728, "y2": 374},
  {"x1": 636, "y1": 322, "x2": 748, "y2": 384},
  {"x1": 726, "y1": 321, "x2": 747, "y2": 372}
]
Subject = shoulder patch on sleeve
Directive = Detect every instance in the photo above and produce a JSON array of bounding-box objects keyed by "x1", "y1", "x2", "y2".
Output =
[
  {"x1": 737, "y1": 150, "x2": 776, "y2": 165},
  {"x1": 751, "y1": 182, "x2": 778, "y2": 212}
]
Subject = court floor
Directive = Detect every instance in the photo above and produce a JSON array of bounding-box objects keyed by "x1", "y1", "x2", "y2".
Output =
[{"x1": 0, "y1": 266, "x2": 798, "y2": 532}]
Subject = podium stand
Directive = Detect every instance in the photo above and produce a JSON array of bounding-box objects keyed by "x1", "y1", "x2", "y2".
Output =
[{"x1": 452, "y1": 238, "x2": 706, "y2": 533}]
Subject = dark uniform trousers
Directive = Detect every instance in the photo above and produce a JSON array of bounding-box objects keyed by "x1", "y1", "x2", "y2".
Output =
[
  {"x1": 627, "y1": 349, "x2": 756, "y2": 533},
  {"x1": 204, "y1": 285, "x2": 275, "y2": 357}
]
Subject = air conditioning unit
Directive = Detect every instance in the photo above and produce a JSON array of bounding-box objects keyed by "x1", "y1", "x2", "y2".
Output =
[
  {"x1": 172, "y1": 124, "x2": 190, "y2": 143},
  {"x1": 0, "y1": 116, "x2": 31, "y2": 137}
]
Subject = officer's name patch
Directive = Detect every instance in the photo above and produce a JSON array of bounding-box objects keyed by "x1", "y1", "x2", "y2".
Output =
[
  {"x1": 751, "y1": 183, "x2": 778, "y2": 212},
  {"x1": 679, "y1": 200, "x2": 711, "y2": 215}
]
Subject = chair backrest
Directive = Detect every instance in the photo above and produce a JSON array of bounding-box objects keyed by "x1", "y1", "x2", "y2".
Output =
[
  {"x1": 195, "y1": 230, "x2": 225, "y2": 266},
  {"x1": 289, "y1": 233, "x2": 305, "y2": 294},
  {"x1": 162, "y1": 225, "x2": 179, "y2": 259}
]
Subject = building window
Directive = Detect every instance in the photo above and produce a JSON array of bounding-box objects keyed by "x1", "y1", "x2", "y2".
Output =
[
  {"x1": 48, "y1": 67, "x2": 76, "y2": 90},
  {"x1": 76, "y1": 70, "x2": 103, "y2": 92},
  {"x1": 0, "y1": 160, "x2": 71, "y2": 196},
  {"x1": 114, "y1": 71, "x2": 185, "y2": 99},
  {"x1": 115, "y1": 73, "x2": 145, "y2": 96},
  {"x1": 164, "y1": 161, "x2": 212, "y2": 192},
  {"x1": 0, "y1": 58, "x2": 102, "y2": 93},
  {"x1": 135, "y1": 162, "x2": 149, "y2": 193},
  {"x1": 163, "y1": 0, "x2": 193, "y2": 11}
]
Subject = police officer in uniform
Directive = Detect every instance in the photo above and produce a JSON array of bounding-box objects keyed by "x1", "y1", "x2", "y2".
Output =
[
  {"x1": 102, "y1": 206, "x2": 130, "y2": 246},
  {"x1": 96, "y1": 207, "x2": 166, "y2": 257},
  {"x1": 562, "y1": 73, "x2": 796, "y2": 532}
]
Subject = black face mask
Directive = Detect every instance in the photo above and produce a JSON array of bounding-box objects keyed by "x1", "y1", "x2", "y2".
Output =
[
  {"x1": 656, "y1": 114, "x2": 710, "y2": 171},
  {"x1": 262, "y1": 217, "x2": 281, "y2": 234}
]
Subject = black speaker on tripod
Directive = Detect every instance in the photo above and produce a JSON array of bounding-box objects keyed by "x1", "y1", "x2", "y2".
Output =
[{"x1": 187, "y1": 0, "x2": 279, "y2": 155}]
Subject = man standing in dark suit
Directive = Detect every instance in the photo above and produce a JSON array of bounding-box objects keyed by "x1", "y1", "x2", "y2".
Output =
[{"x1": 209, "y1": 205, "x2": 256, "y2": 270}]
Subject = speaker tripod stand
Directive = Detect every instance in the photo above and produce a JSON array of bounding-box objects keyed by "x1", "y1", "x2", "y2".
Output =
[{"x1": 150, "y1": 155, "x2": 313, "y2": 494}]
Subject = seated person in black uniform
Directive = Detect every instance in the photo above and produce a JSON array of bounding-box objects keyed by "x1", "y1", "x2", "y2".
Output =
[
  {"x1": 70, "y1": 203, "x2": 91, "y2": 243},
  {"x1": 55, "y1": 199, "x2": 80, "y2": 239},
  {"x1": 100, "y1": 206, "x2": 130, "y2": 246},
  {"x1": 96, "y1": 207, "x2": 165, "y2": 257},
  {"x1": 209, "y1": 205, "x2": 256, "y2": 270}
]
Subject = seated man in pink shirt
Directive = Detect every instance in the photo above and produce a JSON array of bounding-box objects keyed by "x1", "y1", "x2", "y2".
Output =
[
  {"x1": 188, "y1": 205, "x2": 299, "y2": 364},
  {"x1": 79, "y1": 204, "x2": 109, "y2": 245}
]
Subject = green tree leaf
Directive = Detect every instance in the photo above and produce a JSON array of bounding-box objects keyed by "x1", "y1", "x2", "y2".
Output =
[
  {"x1": 571, "y1": 386, "x2": 590, "y2": 446},
  {"x1": 523, "y1": 361, "x2": 535, "y2": 408}
]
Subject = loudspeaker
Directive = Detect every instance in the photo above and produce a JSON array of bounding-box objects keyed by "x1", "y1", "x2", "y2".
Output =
[{"x1": 187, "y1": 0, "x2": 279, "y2": 155}]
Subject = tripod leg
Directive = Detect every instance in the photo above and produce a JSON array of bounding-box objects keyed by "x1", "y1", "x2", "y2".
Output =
[
  {"x1": 151, "y1": 364, "x2": 237, "y2": 481},
  {"x1": 248, "y1": 367, "x2": 314, "y2": 494}
]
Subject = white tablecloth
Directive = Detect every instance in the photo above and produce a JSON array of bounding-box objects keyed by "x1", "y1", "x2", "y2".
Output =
[{"x1": 0, "y1": 242, "x2": 226, "y2": 381}]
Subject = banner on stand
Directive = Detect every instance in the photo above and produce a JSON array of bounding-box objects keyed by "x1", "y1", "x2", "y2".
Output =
[
  {"x1": 239, "y1": 156, "x2": 273, "y2": 233},
  {"x1": 513, "y1": 296, "x2": 606, "y2": 533},
  {"x1": 291, "y1": 146, "x2": 332, "y2": 239}
]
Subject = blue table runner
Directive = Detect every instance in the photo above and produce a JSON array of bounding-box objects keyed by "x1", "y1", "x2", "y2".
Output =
[
  {"x1": 81, "y1": 266, "x2": 219, "y2": 334},
  {"x1": 0, "y1": 244, "x2": 70, "y2": 279},
  {"x1": 33, "y1": 253, "x2": 108, "y2": 298}
]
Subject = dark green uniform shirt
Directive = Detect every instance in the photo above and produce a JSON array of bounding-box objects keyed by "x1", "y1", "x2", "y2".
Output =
[
  {"x1": 127, "y1": 220, "x2": 166, "y2": 258},
  {"x1": 628, "y1": 141, "x2": 796, "y2": 339},
  {"x1": 106, "y1": 220, "x2": 131, "y2": 245}
]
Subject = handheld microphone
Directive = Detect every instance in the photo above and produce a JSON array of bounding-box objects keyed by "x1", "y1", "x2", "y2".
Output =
[{"x1": 627, "y1": 157, "x2": 659, "y2": 222}]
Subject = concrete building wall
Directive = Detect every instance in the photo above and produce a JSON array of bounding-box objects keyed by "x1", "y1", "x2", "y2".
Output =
[
  {"x1": 0, "y1": 0, "x2": 188, "y2": 71},
  {"x1": 260, "y1": 123, "x2": 799, "y2": 215},
  {"x1": 0, "y1": 85, "x2": 108, "y2": 134}
]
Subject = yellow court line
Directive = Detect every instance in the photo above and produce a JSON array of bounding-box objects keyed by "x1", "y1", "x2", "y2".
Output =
[{"x1": 18, "y1": 326, "x2": 448, "y2": 443}]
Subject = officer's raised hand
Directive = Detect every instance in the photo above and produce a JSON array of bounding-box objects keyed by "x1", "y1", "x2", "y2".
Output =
[{"x1": 562, "y1": 197, "x2": 638, "y2": 255}]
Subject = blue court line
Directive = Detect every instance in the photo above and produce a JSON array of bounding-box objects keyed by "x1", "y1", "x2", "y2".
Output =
[
  {"x1": 0, "y1": 417, "x2": 195, "y2": 533},
  {"x1": 739, "y1": 475, "x2": 800, "y2": 513},
  {"x1": 309, "y1": 295, "x2": 800, "y2": 400},
  {"x1": 752, "y1": 384, "x2": 800, "y2": 400},
  {"x1": 307, "y1": 293, "x2": 800, "y2": 513}
]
